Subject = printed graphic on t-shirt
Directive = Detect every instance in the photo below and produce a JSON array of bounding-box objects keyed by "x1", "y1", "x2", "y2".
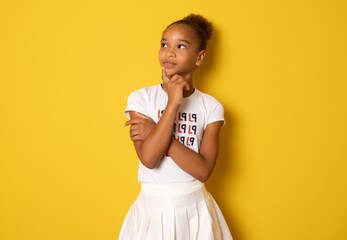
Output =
[{"x1": 157, "y1": 109, "x2": 197, "y2": 156}]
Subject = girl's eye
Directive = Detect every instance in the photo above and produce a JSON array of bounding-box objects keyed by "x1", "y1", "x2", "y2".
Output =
[
  {"x1": 178, "y1": 44, "x2": 186, "y2": 49},
  {"x1": 161, "y1": 43, "x2": 167, "y2": 48}
]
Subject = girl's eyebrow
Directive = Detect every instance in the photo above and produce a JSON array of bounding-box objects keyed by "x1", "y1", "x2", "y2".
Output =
[
  {"x1": 161, "y1": 38, "x2": 191, "y2": 45},
  {"x1": 178, "y1": 39, "x2": 191, "y2": 45}
]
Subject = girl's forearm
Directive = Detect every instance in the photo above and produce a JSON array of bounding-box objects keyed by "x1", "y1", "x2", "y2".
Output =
[
  {"x1": 166, "y1": 138, "x2": 212, "y2": 182},
  {"x1": 166, "y1": 121, "x2": 222, "y2": 182},
  {"x1": 138, "y1": 104, "x2": 179, "y2": 168}
]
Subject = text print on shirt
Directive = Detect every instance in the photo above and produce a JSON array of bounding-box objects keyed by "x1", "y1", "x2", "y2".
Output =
[{"x1": 158, "y1": 110, "x2": 198, "y2": 152}]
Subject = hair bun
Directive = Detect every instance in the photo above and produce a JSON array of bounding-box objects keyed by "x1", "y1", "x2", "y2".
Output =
[{"x1": 182, "y1": 14, "x2": 213, "y2": 40}]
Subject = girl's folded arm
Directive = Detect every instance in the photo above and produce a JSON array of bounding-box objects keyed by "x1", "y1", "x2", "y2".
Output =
[
  {"x1": 166, "y1": 120, "x2": 224, "y2": 182},
  {"x1": 127, "y1": 106, "x2": 178, "y2": 169}
]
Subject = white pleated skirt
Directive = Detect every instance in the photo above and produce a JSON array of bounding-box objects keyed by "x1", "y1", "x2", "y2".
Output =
[{"x1": 118, "y1": 180, "x2": 233, "y2": 240}]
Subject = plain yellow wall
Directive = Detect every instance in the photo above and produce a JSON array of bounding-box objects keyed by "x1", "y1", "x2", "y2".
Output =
[{"x1": 1, "y1": 0, "x2": 346, "y2": 239}]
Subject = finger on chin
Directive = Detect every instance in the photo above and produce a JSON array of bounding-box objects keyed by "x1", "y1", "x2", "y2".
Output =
[{"x1": 162, "y1": 67, "x2": 170, "y2": 82}]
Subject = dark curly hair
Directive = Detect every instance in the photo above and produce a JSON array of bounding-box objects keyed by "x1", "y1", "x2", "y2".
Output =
[{"x1": 166, "y1": 14, "x2": 213, "y2": 50}]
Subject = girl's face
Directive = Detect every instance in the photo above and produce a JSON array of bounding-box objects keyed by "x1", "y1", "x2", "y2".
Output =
[{"x1": 158, "y1": 23, "x2": 206, "y2": 79}]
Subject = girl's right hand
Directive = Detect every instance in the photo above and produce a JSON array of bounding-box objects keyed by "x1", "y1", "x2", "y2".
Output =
[
  {"x1": 124, "y1": 112, "x2": 156, "y2": 142},
  {"x1": 162, "y1": 67, "x2": 190, "y2": 107}
]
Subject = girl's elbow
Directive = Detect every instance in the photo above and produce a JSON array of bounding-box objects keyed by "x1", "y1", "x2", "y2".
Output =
[
  {"x1": 140, "y1": 157, "x2": 156, "y2": 169},
  {"x1": 197, "y1": 176, "x2": 208, "y2": 183},
  {"x1": 196, "y1": 168, "x2": 211, "y2": 183},
  {"x1": 139, "y1": 154, "x2": 160, "y2": 169}
]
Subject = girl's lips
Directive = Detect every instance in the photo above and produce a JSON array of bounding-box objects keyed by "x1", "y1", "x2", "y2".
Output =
[{"x1": 163, "y1": 61, "x2": 177, "y2": 67}]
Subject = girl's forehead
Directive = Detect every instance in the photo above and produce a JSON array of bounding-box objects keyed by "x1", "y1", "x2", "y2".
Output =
[{"x1": 162, "y1": 24, "x2": 197, "y2": 41}]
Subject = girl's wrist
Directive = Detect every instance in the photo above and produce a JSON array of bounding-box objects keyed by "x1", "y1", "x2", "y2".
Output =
[{"x1": 166, "y1": 101, "x2": 180, "y2": 111}]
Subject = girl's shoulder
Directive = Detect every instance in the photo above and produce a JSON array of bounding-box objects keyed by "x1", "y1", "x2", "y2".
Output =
[
  {"x1": 194, "y1": 89, "x2": 224, "y2": 107},
  {"x1": 193, "y1": 89, "x2": 225, "y2": 125},
  {"x1": 127, "y1": 84, "x2": 166, "y2": 104}
]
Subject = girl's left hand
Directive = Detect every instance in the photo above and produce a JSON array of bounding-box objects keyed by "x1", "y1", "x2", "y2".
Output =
[
  {"x1": 124, "y1": 112, "x2": 156, "y2": 142},
  {"x1": 162, "y1": 67, "x2": 190, "y2": 108}
]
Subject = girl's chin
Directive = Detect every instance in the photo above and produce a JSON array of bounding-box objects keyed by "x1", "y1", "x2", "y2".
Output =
[
  {"x1": 165, "y1": 69, "x2": 185, "y2": 77},
  {"x1": 164, "y1": 68, "x2": 176, "y2": 73},
  {"x1": 165, "y1": 70, "x2": 178, "y2": 78}
]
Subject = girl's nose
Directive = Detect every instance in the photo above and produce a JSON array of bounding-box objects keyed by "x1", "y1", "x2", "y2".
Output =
[{"x1": 167, "y1": 48, "x2": 175, "y2": 58}]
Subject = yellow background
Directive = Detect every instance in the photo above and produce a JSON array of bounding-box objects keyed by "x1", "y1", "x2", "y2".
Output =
[{"x1": 0, "y1": 0, "x2": 346, "y2": 239}]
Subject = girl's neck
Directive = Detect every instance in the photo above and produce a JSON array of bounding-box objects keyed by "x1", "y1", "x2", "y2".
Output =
[
  {"x1": 179, "y1": 72, "x2": 195, "y2": 98},
  {"x1": 183, "y1": 81, "x2": 195, "y2": 98}
]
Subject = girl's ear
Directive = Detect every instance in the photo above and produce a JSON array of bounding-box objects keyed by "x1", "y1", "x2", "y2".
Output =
[{"x1": 196, "y1": 50, "x2": 206, "y2": 66}]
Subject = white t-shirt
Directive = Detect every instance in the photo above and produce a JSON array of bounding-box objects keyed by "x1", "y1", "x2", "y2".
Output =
[{"x1": 125, "y1": 84, "x2": 225, "y2": 184}]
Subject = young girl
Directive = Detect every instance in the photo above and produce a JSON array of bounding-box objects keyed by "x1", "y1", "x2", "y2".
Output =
[{"x1": 119, "y1": 14, "x2": 233, "y2": 240}]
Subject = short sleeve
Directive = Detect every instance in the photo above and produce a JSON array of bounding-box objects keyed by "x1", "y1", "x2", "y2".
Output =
[
  {"x1": 125, "y1": 89, "x2": 148, "y2": 119},
  {"x1": 207, "y1": 98, "x2": 226, "y2": 125}
]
